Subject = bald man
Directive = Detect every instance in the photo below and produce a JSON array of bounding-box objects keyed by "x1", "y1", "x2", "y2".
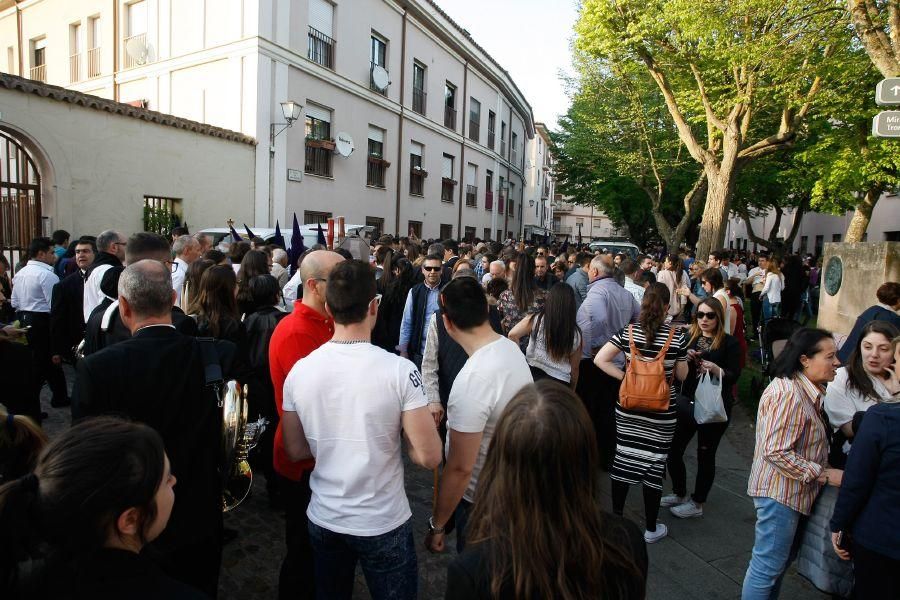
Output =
[{"x1": 267, "y1": 250, "x2": 345, "y2": 599}]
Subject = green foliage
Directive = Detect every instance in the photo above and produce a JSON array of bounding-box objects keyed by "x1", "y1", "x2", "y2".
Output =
[{"x1": 143, "y1": 205, "x2": 179, "y2": 235}]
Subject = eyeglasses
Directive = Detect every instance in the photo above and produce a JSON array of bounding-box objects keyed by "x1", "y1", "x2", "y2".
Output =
[
  {"x1": 696, "y1": 311, "x2": 717, "y2": 320},
  {"x1": 114, "y1": 241, "x2": 127, "y2": 247},
  {"x1": 423, "y1": 266, "x2": 442, "y2": 272}
]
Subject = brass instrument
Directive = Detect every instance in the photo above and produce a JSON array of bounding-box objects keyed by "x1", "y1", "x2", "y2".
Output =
[{"x1": 219, "y1": 380, "x2": 267, "y2": 512}]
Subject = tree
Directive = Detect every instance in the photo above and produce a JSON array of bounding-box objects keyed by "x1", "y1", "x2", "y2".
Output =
[
  {"x1": 551, "y1": 56, "x2": 705, "y2": 252},
  {"x1": 576, "y1": 0, "x2": 848, "y2": 258},
  {"x1": 848, "y1": 0, "x2": 900, "y2": 77}
]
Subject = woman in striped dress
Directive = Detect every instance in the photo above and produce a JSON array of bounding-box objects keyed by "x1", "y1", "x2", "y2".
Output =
[{"x1": 594, "y1": 282, "x2": 689, "y2": 543}]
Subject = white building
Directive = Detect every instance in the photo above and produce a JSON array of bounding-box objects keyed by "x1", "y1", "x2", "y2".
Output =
[
  {"x1": 724, "y1": 195, "x2": 900, "y2": 256},
  {"x1": 1, "y1": 0, "x2": 534, "y2": 241},
  {"x1": 522, "y1": 122, "x2": 553, "y2": 240}
]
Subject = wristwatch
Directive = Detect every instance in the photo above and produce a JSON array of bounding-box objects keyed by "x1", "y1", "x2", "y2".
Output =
[{"x1": 427, "y1": 516, "x2": 445, "y2": 535}]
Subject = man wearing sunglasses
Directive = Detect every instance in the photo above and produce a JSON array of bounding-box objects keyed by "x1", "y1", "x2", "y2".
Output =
[{"x1": 399, "y1": 254, "x2": 444, "y2": 369}]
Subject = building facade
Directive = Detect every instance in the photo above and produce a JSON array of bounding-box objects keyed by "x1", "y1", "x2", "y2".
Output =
[
  {"x1": 522, "y1": 122, "x2": 553, "y2": 240},
  {"x1": 1, "y1": 0, "x2": 534, "y2": 240}
]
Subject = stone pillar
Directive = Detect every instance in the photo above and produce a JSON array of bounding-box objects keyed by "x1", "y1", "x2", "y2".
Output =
[{"x1": 818, "y1": 242, "x2": 900, "y2": 336}]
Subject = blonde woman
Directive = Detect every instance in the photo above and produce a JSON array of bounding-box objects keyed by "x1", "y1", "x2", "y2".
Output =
[{"x1": 761, "y1": 259, "x2": 785, "y2": 323}]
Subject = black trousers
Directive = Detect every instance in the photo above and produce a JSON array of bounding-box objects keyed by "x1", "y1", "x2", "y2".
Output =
[
  {"x1": 17, "y1": 311, "x2": 68, "y2": 405},
  {"x1": 667, "y1": 411, "x2": 730, "y2": 504},
  {"x1": 0, "y1": 338, "x2": 39, "y2": 420},
  {"x1": 279, "y1": 471, "x2": 315, "y2": 600},
  {"x1": 576, "y1": 359, "x2": 620, "y2": 469},
  {"x1": 852, "y1": 540, "x2": 900, "y2": 599}
]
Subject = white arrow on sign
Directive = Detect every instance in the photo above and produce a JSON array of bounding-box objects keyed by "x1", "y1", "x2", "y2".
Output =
[
  {"x1": 892, "y1": 85, "x2": 900, "y2": 96},
  {"x1": 876, "y1": 79, "x2": 900, "y2": 105}
]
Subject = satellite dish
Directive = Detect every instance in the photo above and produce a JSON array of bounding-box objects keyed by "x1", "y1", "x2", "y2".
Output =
[
  {"x1": 371, "y1": 65, "x2": 390, "y2": 91},
  {"x1": 125, "y1": 38, "x2": 149, "y2": 65},
  {"x1": 334, "y1": 132, "x2": 354, "y2": 158}
]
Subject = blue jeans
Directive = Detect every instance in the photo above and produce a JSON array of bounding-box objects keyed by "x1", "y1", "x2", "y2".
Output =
[
  {"x1": 307, "y1": 518, "x2": 417, "y2": 600},
  {"x1": 742, "y1": 497, "x2": 806, "y2": 600},
  {"x1": 762, "y1": 297, "x2": 780, "y2": 323}
]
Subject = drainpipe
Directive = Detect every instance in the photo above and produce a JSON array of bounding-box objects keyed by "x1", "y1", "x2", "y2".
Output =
[
  {"x1": 394, "y1": 9, "x2": 408, "y2": 236},
  {"x1": 112, "y1": 0, "x2": 119, "y2": 101},
  {"x1": 15, "y1": 1, "x2": 23, "y2": 76},
  {"x1": 502, "y1": 104, "x2": 512, "y2": 238},
  {"x1": 456, "y1": 60, "x2": 468, "y2": 240}
]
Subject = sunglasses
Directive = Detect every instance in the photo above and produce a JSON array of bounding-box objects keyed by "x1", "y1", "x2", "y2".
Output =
[
  {"x1": 696, "y1": 311, "x2": 717, "y2": 320},
  {"x1": 423, "y1": 266, "x2": 442, "y2": 272}
]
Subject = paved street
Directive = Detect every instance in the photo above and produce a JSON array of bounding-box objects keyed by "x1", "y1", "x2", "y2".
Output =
[{"x1": 41, "y1": 366, "x2": 826, "y2": 599}]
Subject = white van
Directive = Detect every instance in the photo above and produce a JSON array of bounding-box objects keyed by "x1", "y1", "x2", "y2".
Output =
[
  {"x1": 588, "y1": 239, "x2": 641, "y2": 259},
  {"x1": 198, "y1": 224, "x2": 373, "y2": 251}
]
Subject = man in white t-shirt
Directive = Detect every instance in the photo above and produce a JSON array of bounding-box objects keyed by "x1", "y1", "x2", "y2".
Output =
[
  {"x1": 424, "y1": 277, "x2": 533, "y2": 554},
  {"x1": 281, "y1": 259, "x2": 441, "y2": 600},
  {"x1": 83, "y1": 229, "x2": 126, "y2": 321}
]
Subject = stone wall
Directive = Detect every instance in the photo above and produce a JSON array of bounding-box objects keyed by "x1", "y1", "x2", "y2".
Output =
[{"x1": 818, "y1": 242, "x2": 900, "y2": 336}]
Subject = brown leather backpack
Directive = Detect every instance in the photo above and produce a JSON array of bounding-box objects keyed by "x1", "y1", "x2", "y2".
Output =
[{"x1": 618, "y1": 324, "x2": 676, "y2": 412}]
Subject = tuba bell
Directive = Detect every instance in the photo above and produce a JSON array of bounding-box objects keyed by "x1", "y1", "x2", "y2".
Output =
[{"x1": 219, "y1": 380, "x2": 267, "y2": 512}]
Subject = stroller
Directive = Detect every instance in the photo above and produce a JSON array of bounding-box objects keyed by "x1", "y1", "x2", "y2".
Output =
[{"x1": 751, "y1": 317, "x2": 801, "y2": 399}]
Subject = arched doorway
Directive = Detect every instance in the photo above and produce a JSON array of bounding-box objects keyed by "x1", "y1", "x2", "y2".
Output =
[{"x1": 0, "y1": 130, "x2": 42, "y2": 264}]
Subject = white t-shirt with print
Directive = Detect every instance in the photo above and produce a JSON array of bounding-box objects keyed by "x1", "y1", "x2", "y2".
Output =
[
  {"x1": 447, "y1": 336, "x2": 533, "y2": 502},
  {"x1": 283, "y1": 342, "x2": 427, "y2": 536}
]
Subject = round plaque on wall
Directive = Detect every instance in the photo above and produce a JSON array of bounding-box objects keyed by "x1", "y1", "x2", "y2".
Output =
[{"x1": 824, "y1": 256, "x2": 843, "y2": 296}]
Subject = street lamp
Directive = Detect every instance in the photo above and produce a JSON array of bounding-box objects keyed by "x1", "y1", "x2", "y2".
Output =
[{"x1": 269, "y1": 99, "x2": 303, "y2": 226}]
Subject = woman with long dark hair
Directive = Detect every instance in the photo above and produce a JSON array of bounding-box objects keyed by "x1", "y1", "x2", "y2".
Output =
[
  {"x1": 180, "y1": 259, "x2": 214, "y2": 315},
  {"x1": 497, "y1": 252, "x2": 546, "y2": 344},
  {"x1": 663, "y1": 298, "x2": 742, "y2": 519},
  {"x1": 187, "y1": 265, "x2": 244, "y2": 348},
  {"x1": 507, "y1": 283, "x2": 582, "y2": 388},
  {"x1": 236, "y1": 250, "x2": 270, "y2": 317},
  {"x1": 227, "y1": 241, "x2": 251, "y2": 275},
  {"x1": 372, "y1": 255, "x2": 417, "y2": 352},
  {"x1": 0, "y1": 408, "x2": 46, "y2": 485},
  {"x1": 657, "y1": 254, "x2": 687, "y2": 321},
  {"x1": 0, "y1": 417, "x2": 201, "y2": 599},
  {"x1": 445, "y1": 381, "x2": 647, "y2": 599},
  {"x1": 594, "y1": 283, "x2": 689, "y2": 543}
]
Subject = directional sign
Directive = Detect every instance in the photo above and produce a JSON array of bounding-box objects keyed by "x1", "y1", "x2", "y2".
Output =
[
  {"x1": 876, "y1": 78, "x2": 900, "y2": 106},
  {"x1": 872, "y1": 111, "x2": 900, "y2": 137}
]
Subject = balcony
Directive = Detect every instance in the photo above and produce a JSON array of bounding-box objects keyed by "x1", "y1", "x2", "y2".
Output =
[
  {"x1": 441, "y1": 178, "x2": 456, "y2": 203},
  {"x1": 466, "y1": 185, "x2": 477, "y2": 207},
  {"x1": 500, "y1": 139, "x2": 506, "y2": 158},
  {"x1": 511, "y1": 148, "x2": 518, "y2": 166},
  {"x1": 123, "y1": 33, "x2": 146, "y2": 69},
  {"x1": 485, "y1": 190, "x2": 493, "y2": 211},
  {"x1": 468, "y1": 120, "x2": 479, "y2": 142},
  {"x1": 444, "y1": 105, "x2": 456, "y2": 130},
  {"x1": 487, "y1": 129, "x2": 495, "y2": 149},
  {"x1": 69, "y1": 53, "x2": 82, "y2": 83},
  {"x1": 554, "y1": 201, "x2": 575, "y2": 213},
  {"x1": 366, "y1": 157, "x2": 388, "y2": 188},
  {"x1": 412, "y1": 88, "x2": 426, "y2": 115},
  {"x1": 308, "y1": 27, "x2": 334, "y2": 69},
  {"x1": 30, "y1": 64, "x2": 46, "y2": 83},
  {"x1": 305, "y1": 145, "x2": 333, "y2": 177},
  {"x1": 554, "y1": 225, "x2": 573, "y2": 234},
  {"x1": 87, "y1": 47, "x2": 101, "y2": 78}
]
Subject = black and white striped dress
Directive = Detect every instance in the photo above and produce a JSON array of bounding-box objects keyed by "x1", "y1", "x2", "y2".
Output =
[{"x1": 609, "y1": 323, "x2": 687, "y2": 490}]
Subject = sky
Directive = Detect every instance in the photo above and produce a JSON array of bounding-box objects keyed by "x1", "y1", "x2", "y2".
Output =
[{"x1": 436, "y1": 0, "x2": 579, "y2": 129}]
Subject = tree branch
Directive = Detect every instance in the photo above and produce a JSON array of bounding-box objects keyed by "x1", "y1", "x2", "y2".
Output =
[
  {"x1": 737, "y1": 205, "x2": 773, "y2": 248},
  {"x1": 849, "y1": 0, "x2": 900, "y2": 77},
  {"x1": 691, "y1": 63, "x2": 727, "y2": 132},
  {"x1": 784, "y1": 196, "x2": 809, "y2": 246}
]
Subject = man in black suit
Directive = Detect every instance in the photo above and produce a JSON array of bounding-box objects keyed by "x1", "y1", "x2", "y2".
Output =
[
  {"x1": 82, "y1": 232, "x2": 197, "y2": 356},
  {"x1": 50, "y1": 237, "x2": 95, "y2": 364},
  {"x1": 73, "y1": 259, "x2": 238, "y2": 598}
]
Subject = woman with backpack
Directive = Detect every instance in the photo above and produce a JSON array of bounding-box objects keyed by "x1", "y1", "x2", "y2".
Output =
[{"x1": 594, "y1": 283, "x2": 689, "y2": 544}]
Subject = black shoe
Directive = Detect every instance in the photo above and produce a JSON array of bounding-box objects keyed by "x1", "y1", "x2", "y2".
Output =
[{"x1": 51, "y1": 397, "x2": 71, "y2": 408}]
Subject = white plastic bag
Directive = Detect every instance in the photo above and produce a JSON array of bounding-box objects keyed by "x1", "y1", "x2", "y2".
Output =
[{"x1": 693, "y1": 371, "x2": 727, "y2": 424}]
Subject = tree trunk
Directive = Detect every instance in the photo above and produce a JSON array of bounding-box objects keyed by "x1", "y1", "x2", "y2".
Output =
[
  {"x1": 695, "y1": 168, "x2": 737, "y2": 259},
  {"x1": 845, "y1": 187, "x2": 881, "y2": 242}
]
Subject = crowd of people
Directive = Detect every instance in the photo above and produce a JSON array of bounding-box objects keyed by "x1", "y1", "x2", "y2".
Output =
[{"x1": 0, "y1": 226, "x2": 898, "y2": 599}]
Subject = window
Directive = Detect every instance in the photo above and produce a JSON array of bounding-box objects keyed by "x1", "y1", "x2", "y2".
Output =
[
  {"x1": 30, "y1": 38, "x2": 46, "y2": 82},
  {"x1": 305, "y1": 104, "x2": 333, "y2": 177},
  {"x1": 511, "y1": 132, "x2": 518, "y2": 166},
  {"x1": 308, "y1": 0, "x2": 335, "y2": 69},
  {"x1": 485, "y1": 170, "x2": 493, "y2": 211},
  {"x1": 464, "y1": 226, "x2": 476, "y2": 242},
  {"x1": 409, "y1": 141, "x2": 425, "y2": 196},
  {"x1": 366, "y1": 126, "x2": 387, "y2": 188},
  {"x1": 408, "y1": 220, "x2": 422, "y2": 238},
  {"x1": 304, "y1": 211, "x2": 332, "y2": 225},
  {"x1": 143, "y1": 196, "x2": 182, "y2": 234},
  {"x1": 88, "y1": 16, "x2": 101, "y2": 78},
  {"x1": 370, "y1": 33, "x2": 388, "y2": 94},
  {"x1": 366, "y1": 216, "x2": 385, "y2": 236},
  {"x1": 468, "y1": 98, "x2": 480, "y2": 142},
  {"x1": 465, "y1": 163, "x2": 477, "y2": 207},
  {"x1": 487, "y1": 111, "x2": 496, "y2": 149},
  {"x1": 484, "y1": 228, "x2": 491, "y2": 241},
  {"x1": 440, "y1": 224, "x2": 453, "y2": 240},
  {"x1": 441, "y1": 154, "x2": 456, "y2": 203},
  {"x1": 799, "y1": 235, "x2": 808, "y2": 254},
  {"x1": 444, "y1": 83, "x2": 457, "y2": 130},
  {"x1": 124, "y1": 0, "x2": 147, "y2": 69},
  {"x1": 7, "y1": 46, "x2": 14, "y2": 75},
  {"x1": 508, "y1": 182, "x2": 515, "y2": 217},
  {"x1": 412, "y1": 61, "x2": 426, "y2": 115},
  {"x1": 815, "y1": 235, "x2": 824, "y2": 256},
  {"x1": 498, "y1": 176, "x2": 505, "y2": 214},
  {"x1": 832, "y1": 233, "x2": 842, "y2": 243},
  {"x1": 69, "y1": 23, "x2": 82, "y2": 83},
  {"x1": 500, "y1": 121, "x2": 507, "y2": 157}
]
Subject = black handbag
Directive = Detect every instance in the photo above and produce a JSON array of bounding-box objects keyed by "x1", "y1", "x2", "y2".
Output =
[{"x1": 675, "y1": 379, "x2": 695, "y2": 422}]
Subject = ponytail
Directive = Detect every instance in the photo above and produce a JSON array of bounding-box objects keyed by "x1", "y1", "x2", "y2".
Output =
[
  {"x1": 639, "y1": 283, "x2": 670, "y2": 348},
  {"x1": 0, "y1": 410, "x2": 47, "y2": 484}
]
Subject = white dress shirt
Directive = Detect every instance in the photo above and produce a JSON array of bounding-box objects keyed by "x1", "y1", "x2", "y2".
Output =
[
  {"x1": 282, "y1": 270, "x2": 303, "y2": 312},
  {"x1": 171, "y1": 257, "x2": 190, "y2": 308},
  {"x1": 83, "y1": 264, "x2": 114, "y2": 322},
  {"x1": 11, "y1": 260, "x2": 59, "y2": 313}
]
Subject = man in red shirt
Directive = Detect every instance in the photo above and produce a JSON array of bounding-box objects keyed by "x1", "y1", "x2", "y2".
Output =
[{"x1": 269, "y1": 250, "x2": 345, "y2": 600}]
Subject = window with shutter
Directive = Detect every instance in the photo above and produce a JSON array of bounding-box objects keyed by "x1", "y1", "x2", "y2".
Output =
[{"x1": 309, "y1": 0, "x2": 334, "y2": 37}]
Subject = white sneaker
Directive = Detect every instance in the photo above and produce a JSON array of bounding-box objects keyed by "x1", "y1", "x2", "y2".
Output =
[
  {"x1": 670, "y1": 501, "x2": 704, "y2": 519},
  {"x1": 660, "y1": 494, "x2": 689, "y2": 507},
  {"x1": 644, "y1": 522, "x2": 668, "y2": 544}
]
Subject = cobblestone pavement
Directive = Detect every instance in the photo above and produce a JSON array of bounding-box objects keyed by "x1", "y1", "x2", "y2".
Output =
[{"x1": 41, "y1": 365, "x2": 826, "y2": 600}]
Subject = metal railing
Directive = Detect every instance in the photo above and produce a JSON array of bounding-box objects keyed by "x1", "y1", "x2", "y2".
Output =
[
  {"x1": 465, "y1": 185, "x2": 477, "y2": 207},
  {"x1": 500, "y1": 139, "x2": 506, "y2": 157},
  {"x1": 308, "y1": 27, "x2": 334, "y2": 69},
  {"x1": 511, "y1": 148, "x2": 518, "y2": 166},
  {"x1": 305, "y1": 146, "x2": 333, "y2": 177},
  {"x1": 69, "y1": 53, "x2": 82, "y2": 83},
  {"x1": 444, "y1": 105, "x2": 456, "y2": 130},
  {"x1": 29, "y1": 64, "x2": 46, "y2": 82},
  {"x1": 123, "y1": 33, "x2": 146, "y2": 69},
  {"x1": 555, "y1": 225, "x2": 573, "y2": 234},
  {"x1": 366, "y1": 158, "x2": 386, "y2": 188},
  {"x1": 487, "y1": 129, "x2": 495, "y2": 149},
  {"x1": 468, "y1": 121, "x2": 479, "y2": 142},
  {"x1": 485, "y1": 190, "x2": 493, "y2": 211},
  {"x1": 409, "y1": 171, "x2": 424, "y2": 196},
  {"x1": 412, "y1": 88, "x2": 426, "y2": 115},
  {"x1": 88, "y1": 47, "x2": 101, "y2": 78},
  {"x1": 441, "y1": 180, "x2": 455, "y2": 203}
]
